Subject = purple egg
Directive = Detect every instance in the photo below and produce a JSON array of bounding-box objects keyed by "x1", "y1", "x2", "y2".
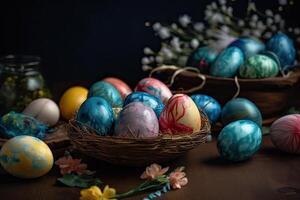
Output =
[{"x1": 114, "y1": 102, "x2": 159, "y2": 138}]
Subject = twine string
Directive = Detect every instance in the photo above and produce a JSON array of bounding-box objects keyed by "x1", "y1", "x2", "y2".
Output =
[{"x1": 233, "y1": 76, "x2": 240, "y2": 99}]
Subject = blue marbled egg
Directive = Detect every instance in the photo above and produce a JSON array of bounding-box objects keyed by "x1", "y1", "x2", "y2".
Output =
[
  {"x1": 187, "y1": 46, "x2": 218, "y2": 73},
  {"x1": 266, "y1": 33, "x2": 296, "y2": 71},
  {"x1": 191, "y1": 94, "x2": 221, "y2": 123},
  {"x1": 229, "y1": 38, "x2": 265, "y2": 58},
  {"x1": 221, "y1": 98, "x2": 262, "y2": 126},
  {"x1": 88, "y1": 81, "x2": 123, "y2": 108},
  {"x1": 124, "y1": 92, "x2": 164, "y2": 118},
  {"x1": 217, "y1": 120, "x2": 262, "y2": 162},
  {"x1": 76, "y1": 97, "x2": 114, "y2": 136},
  {"x1": 210, "y1": 47, "x2": 244, "y2": 77}
]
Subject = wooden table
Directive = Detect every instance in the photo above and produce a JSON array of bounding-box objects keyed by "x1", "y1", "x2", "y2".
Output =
[{"x1": 0, "y1": 136, "x2": 300, "y2": 200}]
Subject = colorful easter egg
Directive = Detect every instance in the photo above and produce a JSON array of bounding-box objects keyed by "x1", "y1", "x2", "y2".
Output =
[
  {"x1": 135, "y1": 77, "x2": 172, "y2": 104},
  {"x1": 114, "y1": 102, "x2": 159, "y2": 138},
  {"x1": 266, "y1": 33, "x2": 296, "y2": 71},
  {"x1": 88, "y1": 81, "x2": 123, "y2": 108},
  {"x1": 159, "y1": 94, "x2": 201, "y2": 135},
  {"x1": 124, "y1": 92, "x2": 164, "y2": 118},
  {"x1": 221, "y1": 98, "x2": 262, "y2": 126},
  {"x1": 102, "y1": 77, "x2": 132, "y2": 99},
  {"x1": 239, "y1": 54, "x2": 279, "y2": 78},
  {"x1": 59, "y1": 86, "x2": 88, "y2": 120},
  {"x1": 229, "y1": 38, "x2": 265, "y2": 58},
  {"x1": 210, "y1": 47, "x2": 244, "y2": 77},
  {"x1": 191, "y1": 94, "x2": 221, "y2": 123},
  {"x1": 217, "y1": 120, "x2": 262, "y2": 162},
  {"x1": 76, "y1": 97, "x2": 114, "y2": 136},
  {"x1": 23, "y1": 98, "x2": 60, "y2": 126},
  {"x1": 270, "y1": 114, "x2": 300, "y2": 154},
  {"x1": 0, "y1": 136, "x2": 53, "y2": 178},
  {"x1": 186, "y1": 46, "x2": 218, "y2": 73}
]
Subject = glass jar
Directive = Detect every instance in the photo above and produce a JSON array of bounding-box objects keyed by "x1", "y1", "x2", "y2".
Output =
[{"x1": 0, "y1": 55, "x2": 52, "y2": 115}]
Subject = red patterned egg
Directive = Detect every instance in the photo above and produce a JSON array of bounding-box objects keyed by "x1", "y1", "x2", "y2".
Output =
[
  {"x1": 159, "y1": 94, "x2": 201, "y2": 135},
  {"x1": 270, "y1": 114, "x2": 300, "y2": 154},
  {"x1": 135, "y1": 77, "x2": 172, "y2": 104},
  {"x1": 102, "y1": 77, "x2": 132, "y2": 99}
]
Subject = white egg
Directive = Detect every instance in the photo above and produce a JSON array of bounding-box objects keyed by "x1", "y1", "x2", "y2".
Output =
[{"x1": 23, "y1": 98, "x2": 60, "y2": 126}]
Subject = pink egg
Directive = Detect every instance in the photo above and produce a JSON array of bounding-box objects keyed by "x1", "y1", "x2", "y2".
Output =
[
  {"x1": 102, "y1": 77, "x2": 132, "y2": 99},
  {"x1": 270, "y1": 114, "x2": 300, "y2": 154},
  {"x1": 114, "y1": 102, "x2": 159, "y2": 138},
  {"x1": 135, "y1": 77, "x2": 172, "y2": 104},
  {"x1": 159, "y1": 94, "x2": 201, "y2": 135}
]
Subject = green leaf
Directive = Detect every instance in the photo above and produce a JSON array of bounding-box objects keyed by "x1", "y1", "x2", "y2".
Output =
[{"x1": 57, "y1": 173, "x2": 102, "y2": 188}]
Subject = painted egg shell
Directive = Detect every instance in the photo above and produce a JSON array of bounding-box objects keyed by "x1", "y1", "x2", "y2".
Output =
[
  {"x1": 102, "y1": 77, "x2": 132, "y2": 100},
  {"x1": 124, "y1": 92, "x2": 164, "y2": 118},
  {"x1": 135, "y1": 77, "x2": 172, "y2": 104},
  {"x1": 23, "y1": 98, "x2": 60, "y2": 126},
  {"x1": 191, "y1": 94, "x2": 221, "y2": 124},
  {"x1": 0, "y1": 136, "x2": 53, "y2": 178},
  {"x1": 221, "y1": 98, "x2": 262, "y2": 126},
  {"x1": 59, "y1": 86, "x2": 88, "y2": 120},
  {"x1": 270, "y1": 114, "x2": 300, "y2": 154},
  {"x1": 266, "y1": 33, "x2": 296, "y2": 71},
  {"x1": 114, "y1": 102, "x2": 159, "y2": 138},
  {"x1": 186, "y1": 46, "x2": 218, "y2": 73},
  {"x1": 239, "y1": 54, "x2": 279, "y2": 78},
  {"x1": 159, "y1": 94, "x2": 201, "y2": 135},
  {"x1": 76, "y1": 97, "x2": 114, "y2": 136},
  {"x1": 88, "y1": 81, "x2": 123, "y2": 108},
  {"x1": 217, "y1": 120, "x2": 262, "y2": 162},
  {"x1": 210, "y1": 47, "x2": 244, "y2": 78},
  {"x1": 229, "y1": 38, "x2": 265, "y2": 58}
]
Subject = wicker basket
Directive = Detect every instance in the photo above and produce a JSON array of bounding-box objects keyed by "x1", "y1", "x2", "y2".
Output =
[
  {"x1": 151, "y1": 66, "x2": 300, "y2": 125},
  {"x1": 68, "y1": 112, "x2": 211, "y2": 166}
]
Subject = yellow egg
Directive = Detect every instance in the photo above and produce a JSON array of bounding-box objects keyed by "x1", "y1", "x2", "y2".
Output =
[
  {"x1": 0, "y1": 136, "x2": 53, "y2": 178},
  {"x1": 59, "y1": 86, "x2": 88, "y2": 120}
]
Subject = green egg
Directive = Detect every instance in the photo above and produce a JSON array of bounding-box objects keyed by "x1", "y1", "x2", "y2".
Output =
[{"x1": 239, "y1": 54, "x2": 279, "y2": 79}]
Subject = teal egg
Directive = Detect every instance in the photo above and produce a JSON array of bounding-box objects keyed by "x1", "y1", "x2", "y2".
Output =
[
  {"x1": 229, "y1": 38, "x2": 265, "y2": 58},
  {"x1": 239, "y1": 54, "x2": 279, "y2": 78},
  {"x1": 88, "y1": 81, "x2": 123, "y2": 108},
  {"x1": 76, "y1": 97, "x2": 114, "y2": 136},
  {"x1": 217, "y1": 120, "x2": 262, "y2": 162},
  {"x1": 210, "y1": 47, "x2": 244, "y2": 78},
  {"x1": 221, "y1": 98, "x2": 262, "y2": 126}
]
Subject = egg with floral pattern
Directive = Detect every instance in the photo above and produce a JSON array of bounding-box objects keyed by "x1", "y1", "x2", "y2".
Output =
[
  {"x1": 229, "y1": 38, "x2": 265, "y2": 58},
  {"x1": 159, "y1": 94, "x2": 201, "y2": 135},
  {"x1": 217, "y1": 120, "x2": 262, "y2": 162},
  {"x1": 135, "y1": 77, "x2": 172, "y2": 104},
  {"x1": 0, "y1": 135, "x2": 53, "y2": 178},
  {"x1": 102, "y1": 77, "x2": 132, "y2": 100}
]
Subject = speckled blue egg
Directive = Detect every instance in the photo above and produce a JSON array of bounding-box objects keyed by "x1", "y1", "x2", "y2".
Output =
[
  {"x1": 229, "y1": 38, "x2": 265, "y2": 58},
  {"x1": 266, "y1": 33, "x2": 296, "y2": 71},
  {"x1": 88, "y1": 81, "x2": 123, "y2": 108},
  {"x1": 210, "y1": 47, "x2": 244, "y2": 77},
  {"x1": 187, "y1": 46, "x2": 218, "y2": 73},
  {"x1": 221, "y1": 98, "x2": 262, "y2": 126},
  {"x1": 217, "y1": 120, "x2": 262, "y2": 162},
  {"x1": 124, "y1": 92, "x2": 164, "y2": 118},
  {"x1": 191, "y1": 94, "x2": 221, "y2": 123},
  {"x1": 76, "y1": 97, "x2": 114, "y2": 136}
]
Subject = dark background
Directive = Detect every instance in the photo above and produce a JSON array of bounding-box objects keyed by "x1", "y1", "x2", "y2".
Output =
[{"x1": 0, "y1": 0, "x2": 299, "y2": 87}]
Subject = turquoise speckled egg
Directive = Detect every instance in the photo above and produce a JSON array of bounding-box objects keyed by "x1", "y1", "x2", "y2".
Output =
[
  {"x1": 266, "y1": 33, "x2": 296, "y2": 71},
  {"x1": 221, "y1": 98, "x2": 262, "y2": 126},
  {"x1": 76, "y1": 97, "x2": 114, "y2": 136},
  {"x1": 229, "y1": 38, "x2": 265, "y2": 58},
  {"x1": 210, "y1": 47, "x2": 244, "y2": 78},
  {"x1": 124, "y1": 92, "x2": 164, "y2": 118},
  {"x1": 88, "y1": 81, "x2": 123, "y2": 108},
  {"x1": 239, "y1": 54, "x2": 279, "y2": 78},
  {"x1": 217, "y1": 120, "x2": 262, "y2": 162}
]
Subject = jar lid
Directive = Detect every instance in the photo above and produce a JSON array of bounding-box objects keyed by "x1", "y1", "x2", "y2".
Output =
[{"x1": 0, "y1": 55, "x2": 41, "y2": 73}]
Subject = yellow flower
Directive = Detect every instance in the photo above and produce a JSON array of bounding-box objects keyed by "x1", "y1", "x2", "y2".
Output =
[{"x1": 80, "y1": 185, "x2": 116, "y2": 200}]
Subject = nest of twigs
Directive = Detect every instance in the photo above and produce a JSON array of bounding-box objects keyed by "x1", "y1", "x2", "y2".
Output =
[{"x1": 68, "y1": 112, "x2": 211, "y2": 166}]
